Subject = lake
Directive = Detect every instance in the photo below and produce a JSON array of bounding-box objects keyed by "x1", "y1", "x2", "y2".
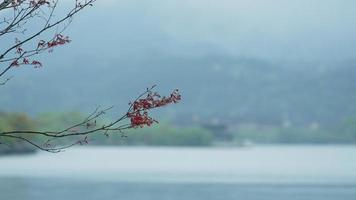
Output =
[{"x1": 0, "y1": 145, "x2": 355, "y2": 200}]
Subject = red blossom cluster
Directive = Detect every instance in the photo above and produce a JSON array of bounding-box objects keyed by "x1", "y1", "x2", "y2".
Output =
[
  {"x1": 16, "y1": 46, "x2": 23, "y2": 54},
  {"x1": 31, "y1": 60, "x2": 42, "y2": 67},
  {"x1": 11, "y1": 0, "x2": 22, "y2": 7},
  {"x1": 46, "y1": 34, "x2": 71, "y2": 48},
  {"x1": 10, "y1": 34, "x2": 70, "y2": 68},
  {"x1": 127, "y1": 89, "x2": 181, "y2": 128},
  {"x1": 37, "y1": 34, "x2": 71, "y2": 50},
  {"x1": 75, "y1": 0, "x2": 94, "y2": 9},
  {"x1": 10, "y1": 58, "x2": 42, "y2": 67},
  {"x1": 30, "y1": 0, "x2": 50, "y2": 7},
  {"x1": 127, "y1": 111, "x2": 157, "y2": 128}
]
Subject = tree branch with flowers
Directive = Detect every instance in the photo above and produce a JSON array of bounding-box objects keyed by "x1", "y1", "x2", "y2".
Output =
[{"x1": 0, "y1": 0, "x2": 181, "y2": 152}]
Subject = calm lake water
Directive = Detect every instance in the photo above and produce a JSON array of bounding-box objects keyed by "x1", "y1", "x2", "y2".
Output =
[{"x1": 0, "y1": 145, "x2": 355, "y2": 200}]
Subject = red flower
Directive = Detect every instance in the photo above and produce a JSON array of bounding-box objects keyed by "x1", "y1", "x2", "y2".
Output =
[
  {"x1": 37, "y1": 40, "x2": 46, "y2": 49},
  {"x1": 23, "y1": 58, "x2": 29, "y2": 64},
  {"x1": 30, "y1": 0, "x2": 50, "y2": 7},
  {"x1": 10, "y1": 60, "x2": 19, "y2": 67},
  {"x1": 127, "y1": 89, "x2": 181, "y2": 128},
  {"x1": 16, "y1": 46, "x2": 23, "y2": 54},
  {"x1": 47, "y1": 34, "x2": 71, "y2": 48},
  {"x1": 31, "y1": 60, "x2": 42, "y2": 68}
]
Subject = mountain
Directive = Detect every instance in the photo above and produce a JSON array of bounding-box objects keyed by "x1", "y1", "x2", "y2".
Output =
[
  {"x1": 2, "y1": 54, "x2": 356, "y2": 126},
  {"x1": 1, "y1": 0, "x2": 356, "y2": 127}
]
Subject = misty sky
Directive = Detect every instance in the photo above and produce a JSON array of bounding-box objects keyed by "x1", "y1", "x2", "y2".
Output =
[
  {"x1": 61, "y1": 0, "x2": 356, "y2": 63},
  {"x1": 2, "y1": 0, "x2": 356, "y2": 118}
]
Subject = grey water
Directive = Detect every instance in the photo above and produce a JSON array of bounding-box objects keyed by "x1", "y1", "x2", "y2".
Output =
[{"x1": 0, "y1": 146, "x2": 356, "y2": 200}]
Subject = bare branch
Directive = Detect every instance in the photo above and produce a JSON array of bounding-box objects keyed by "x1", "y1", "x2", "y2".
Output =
[
  {"x1": 0, "y1": 75, "x2": 12, "y2": 85},
  {"x1": 0, "y1": 1, "x2": 181, "y2": 153},
  {"x1": 0, "y1": 0, "x2": 96, "y2": 78},
  {"x1": 0, "y1": 87, "x2": 181, "y2": 153}
]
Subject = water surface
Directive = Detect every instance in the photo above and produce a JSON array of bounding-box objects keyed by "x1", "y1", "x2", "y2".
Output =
[{"x1": 0, "y1": 145, "x2": 355, "y2": 199}]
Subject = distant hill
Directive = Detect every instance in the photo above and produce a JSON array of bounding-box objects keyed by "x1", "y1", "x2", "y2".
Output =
[
  {"x1": 2, "y1": 0, "x2": 356, "y2": 127},
  {"x1": 1, "y1": 54, "x2": 356, "y2": 127}
]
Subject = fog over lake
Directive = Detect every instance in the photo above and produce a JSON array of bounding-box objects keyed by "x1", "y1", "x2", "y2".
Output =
[
  {"x1": 1, "y1": 146, "x2": 356, "y2": 183},
  {"x1": 1, "y1": 1, "x2": 356, "y2": 200},
  {"x1": 1, "y1": 146, "x2": 356, "y2": 200}
]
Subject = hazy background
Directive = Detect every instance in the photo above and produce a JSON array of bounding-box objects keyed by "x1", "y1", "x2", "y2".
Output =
[
  {"x1": 1, "y1": 1, "x2": 356, "y2": 199},
  {"x1": 1, "y1": 0, "x2": 356, "y2": 146}
]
